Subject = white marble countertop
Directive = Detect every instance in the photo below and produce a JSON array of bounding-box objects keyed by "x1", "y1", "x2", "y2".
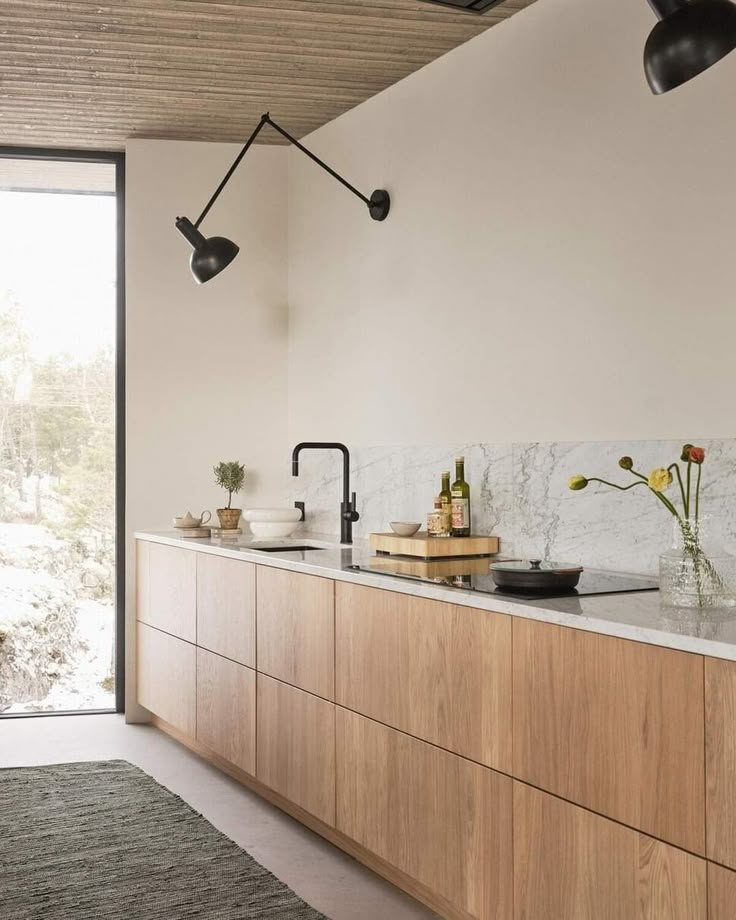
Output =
[{"x1": 135, "y1": 530, "x2": 736, "y2": 662}]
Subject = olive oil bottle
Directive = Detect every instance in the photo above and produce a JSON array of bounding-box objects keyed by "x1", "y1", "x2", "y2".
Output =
[{"x1": 451, "y1": 456, "x2": 471, "y2": 537}]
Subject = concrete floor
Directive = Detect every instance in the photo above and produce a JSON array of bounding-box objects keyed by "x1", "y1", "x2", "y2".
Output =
[{"x1": 0, "y1": 713, "x2": 436, "y2": 920}]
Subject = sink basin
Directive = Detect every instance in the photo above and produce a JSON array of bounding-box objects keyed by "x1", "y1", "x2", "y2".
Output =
[{"x1": 249, "y1": 544, "x2": 324, "y2": 553}]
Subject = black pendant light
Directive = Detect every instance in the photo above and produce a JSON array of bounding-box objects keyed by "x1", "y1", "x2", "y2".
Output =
[
  {"x1": 176, "y1": 112, "x2": 390, "y2": 284},
  {"x1": 645, "y1": 0, "x2": 736, "y2": 94}
]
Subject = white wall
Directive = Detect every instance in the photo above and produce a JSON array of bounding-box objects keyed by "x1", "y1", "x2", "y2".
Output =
[
  {"x1": 288, "y1": 0, "x2": 736, "y2": 447},
  {"x1": 125, "y1": 139, "x2": 288, "y2": 718}
]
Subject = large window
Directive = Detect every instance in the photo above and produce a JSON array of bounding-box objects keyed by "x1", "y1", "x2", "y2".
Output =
[{"x1": 0, "y1": 152, "x2": 124, "y2": 715}]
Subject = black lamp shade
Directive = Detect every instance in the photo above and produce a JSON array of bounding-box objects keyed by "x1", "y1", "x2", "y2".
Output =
[
  {"x1": 175, "y1": 216, "x2": 239, "y2": 284},
  {"x1": 645, "y1": 0, "x2": 736, "y2": 94},
  {"x1": 190, "y1": 236, "x2": 240, "y2": 284}
]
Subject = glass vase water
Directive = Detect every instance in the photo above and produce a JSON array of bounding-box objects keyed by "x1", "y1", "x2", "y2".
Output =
[{"x1": 659, "y1": 516, "x2": 736, "y2": 609}]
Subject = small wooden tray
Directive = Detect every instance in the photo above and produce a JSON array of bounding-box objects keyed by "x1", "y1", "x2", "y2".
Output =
[
  {"x1": 369, "y1": 532, "x2": 499, "y2": 559},
  {"x1": 174, "y1": 527, "x2": 212, "y2": 539}
]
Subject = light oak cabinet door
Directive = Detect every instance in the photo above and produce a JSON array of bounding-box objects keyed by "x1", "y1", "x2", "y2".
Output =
[
  {"x1": 137, "y1": 541, "x2": 196, "y2": 643},
  {"x1": 197, "y1": 553, "x2": 255, "y2": 667},
  {"x1": 336, "y1": 708, "x2": 512, "y2": 920},
  {"x1": 705, "y1": 657, "x2": 736, "y2": 868},
  {"x1": 137, "y1": 622, "x2": 196, "y2": 736},
  {"x1": 513, "y1": 618, "x2": 705, "y2": 854},
  {"x1": 256, "y1": 674, "x2": 335, "y2": 825},
  {"x1": 335, "y1": 582, "x2": 511, "y2": 771},
  {"x1": 708, "y1": 863, "x2": 736, "y2": 920},
  {"x1": 196, "y1": 648, "x2": 256, "y2": 775},
  {"x1": 513, "y1": 782, "x2": 706, "y2": 920},
  {"x1": 257, "y1": 567, "x2": 334, "y2": 700}
]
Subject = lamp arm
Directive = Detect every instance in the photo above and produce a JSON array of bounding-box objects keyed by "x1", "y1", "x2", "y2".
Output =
[
  {"x1": 192, "y1": 111, "x2": 389, "y2": 228},
  {"x1": 263, "y1": 114, "x2": 372, "y2": 208},
  {"x1": 193, "y1": 114, "x2": 269, "y2": 229}
]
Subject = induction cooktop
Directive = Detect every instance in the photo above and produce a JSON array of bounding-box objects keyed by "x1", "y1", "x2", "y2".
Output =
[{"x1": 347, "y1": 562, "x2": 659, "y2": 601}]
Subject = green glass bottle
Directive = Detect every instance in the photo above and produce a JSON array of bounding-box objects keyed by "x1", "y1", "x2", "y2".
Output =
[
  {"x1": 439, "y1": 471, "x2": 452, "y2": 522},
  {"x1": 451, "y1": 456, "x2": 471, "y2": 537}
]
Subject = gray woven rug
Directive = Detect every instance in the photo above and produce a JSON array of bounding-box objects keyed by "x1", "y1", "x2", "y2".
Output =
[{"x1": 0, "y1": 759, "x2": 327, "y2": 919}]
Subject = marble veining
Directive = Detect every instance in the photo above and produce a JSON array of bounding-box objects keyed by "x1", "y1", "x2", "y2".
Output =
[
  {"x1": 289, "y1": 438, "x2": 736, "y2": 576},
  {"x1": 135, "y1": 530, "x2": 736, "y2": 662}
]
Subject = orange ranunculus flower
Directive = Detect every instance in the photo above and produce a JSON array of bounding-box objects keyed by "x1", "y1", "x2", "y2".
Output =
[{"x1": 688, "y1": 446, "x2": 705, "y2": 464}]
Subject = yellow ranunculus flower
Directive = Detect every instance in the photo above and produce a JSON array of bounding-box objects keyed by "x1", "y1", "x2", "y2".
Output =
[
  {"x1": 648, "y1": 467, "x2": 673, "y2": 492},
  {"x1": 568, "y1": 475, "x2": 588, "y2": 491}
]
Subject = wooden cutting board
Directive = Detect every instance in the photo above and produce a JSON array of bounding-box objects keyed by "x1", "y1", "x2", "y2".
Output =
[
  {"x1": 368, "y1": 555, "x2": 495, "y2": 578},
  {"x1": 369, "y1": 532, "x2": 499, "y2": 559}
]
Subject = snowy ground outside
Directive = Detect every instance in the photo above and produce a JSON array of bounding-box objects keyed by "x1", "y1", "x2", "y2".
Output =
[{"x1": 0, "y1": 518, "x2": 115, "y2": 714}]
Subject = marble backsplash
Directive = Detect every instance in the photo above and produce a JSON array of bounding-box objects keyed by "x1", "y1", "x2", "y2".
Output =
[{"x1": 289, "y1": 439, "x2": 736, "y2": 575}]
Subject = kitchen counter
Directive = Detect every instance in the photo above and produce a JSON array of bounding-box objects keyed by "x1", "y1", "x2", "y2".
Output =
[{"x1": 135, "y1": 530, "x2": 736, "y2": 661}]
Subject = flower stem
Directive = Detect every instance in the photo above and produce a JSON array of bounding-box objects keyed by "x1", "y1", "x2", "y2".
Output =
[
  {"x1": 587, "y1": 478, "x2": 648, "y2": 492},
  {"x1": 695, "y1": 463, "x2": 702, "y2": 521},
  {"x1": 686, "y1": 461, "x2": 692, "y2": 518},
  {"x1": 668, "y1": 463, "x2": 687, "y2": 513}
]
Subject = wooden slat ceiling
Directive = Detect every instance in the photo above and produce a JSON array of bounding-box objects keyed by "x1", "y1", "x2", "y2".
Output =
[{"x1": 0, "y1": 0, "x2": 536, "y2": 151}]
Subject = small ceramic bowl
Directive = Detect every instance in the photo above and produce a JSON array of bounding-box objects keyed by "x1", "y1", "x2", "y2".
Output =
[{"x1": 390, "y1": 521, "x2": 421, "y2": 537}]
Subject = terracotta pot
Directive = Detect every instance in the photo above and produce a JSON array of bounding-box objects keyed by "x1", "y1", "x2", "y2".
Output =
[{"x1": 216, "y1": 508, "x2": 242, "y2": 530}]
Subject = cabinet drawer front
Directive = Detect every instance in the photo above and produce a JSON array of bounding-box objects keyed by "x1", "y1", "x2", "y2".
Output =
[
  {"x1": 257, "y1": 567, "x2": 334, "y2": 700},
  {"x1": 708, "y1": 863, "x2": 736, "y2": 920},
  {"x1": 138, "y1": 541, "x2": 196, "y2": 643},
  {"x1": 336, "y1": 709, "x2": 512, "y2": 920},
  {"x1": 137, "y1": 622, "x2": 196, "y2": 735},
  {"x1": 197, "y1": 554, "x2": 255, "y2": 667},
  {"x1": 513, "y1": 782, "x2": 706, "y2": 920},
  {"x1": 336, "y1": 582, "x2": 511, "y2": 770},
  {"x1": 513, "y1": 618, "x2": 705, "y2": 854},
  {"x1": 196, "y1": 648, "x2": 256, "y2": 776},
  {"x1": 256, "y1": 674, "x2": 335, "y2": 825},
  {"x1": 705, "y1": 657, "x2": 736, "y2": 867}
]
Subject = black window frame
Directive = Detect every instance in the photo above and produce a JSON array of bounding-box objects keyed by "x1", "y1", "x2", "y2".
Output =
[{"x1": 0, "y1": 146, "x2": 126, "y2": 717}]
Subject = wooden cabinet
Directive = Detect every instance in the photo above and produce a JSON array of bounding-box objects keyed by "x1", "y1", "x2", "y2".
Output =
[
  {"x1": 137, "y1": 541, "x2": 196, "y2": 643},
  {"x1": 513, "y1": 618, "x2": 705, "y2": 854},
  {"x1": 336, "y1": 582, "x2": 511, "y2": 770},
  {"x1": 707, "y1": 863, "x2": 736, "y2": 920},
  {"x1": 137, "y1": 622, "x2": 196, "y2": 735},
  {"x1": 256, "y1": 674, "x2": 335, "y2": 825},
  {"x1": 256, "y1": 567, "x2": 334, "y2": 699},
  {"x1": 197, "y1": 553, "x2": 255, "y2": 667},
  {"x1": 705, "y1": 657, "x2": 736, "y2": 868},
  {"x1": 336, "y1": 708, "x2": 512, "y2": 920},
  {"x1": 196, "y1": 648, "x2": 256, "y2": 776},
  {"x1": 513, "y1": 782, "x2": 705, "y2": 920}
]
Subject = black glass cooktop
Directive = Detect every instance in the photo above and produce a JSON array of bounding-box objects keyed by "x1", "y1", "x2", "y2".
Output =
[{"x1": 348, "y1": 562, "x2": 659, "y2": 601}]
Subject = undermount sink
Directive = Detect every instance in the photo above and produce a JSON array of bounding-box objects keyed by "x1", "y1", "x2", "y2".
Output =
[{"x1": 248, "y1": 544, "x2": 325, "y2": 553}]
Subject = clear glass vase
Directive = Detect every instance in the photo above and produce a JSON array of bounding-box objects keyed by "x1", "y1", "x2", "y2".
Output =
[{"x1": 659, "y1": 516, "x2": 736, "y2": 609}]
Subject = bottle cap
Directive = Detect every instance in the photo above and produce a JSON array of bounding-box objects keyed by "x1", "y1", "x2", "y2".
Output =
[
  {"x1": 442, "y1": 470, "x2": 450, "y2": 476},
  {"x1": 455, "y1": 455, "x2": 464, "y2": 462}
]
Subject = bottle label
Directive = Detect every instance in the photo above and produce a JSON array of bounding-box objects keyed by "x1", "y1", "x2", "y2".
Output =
[{"x1": 451, "y1": 495, "x2": 469, "y2": 529}]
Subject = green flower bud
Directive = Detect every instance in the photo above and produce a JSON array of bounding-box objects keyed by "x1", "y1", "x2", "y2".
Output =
[
  {"x1": 680, "y1": 443, "x2": 694, "y2": 462},
  {"x1": 568, "y1": 475, "x2": 589, "y2": 491},
  {"x1": 618, "y1": 456, "x2": 634, "y2": 470}
]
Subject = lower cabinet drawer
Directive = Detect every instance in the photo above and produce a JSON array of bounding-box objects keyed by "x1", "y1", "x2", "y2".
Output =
[
  {"x1": 336, "y1": 708, "x2": 512, "y2": 920},
  {"x1": 513, "y1": 782, "x2": 706, "y2": 920},
  {"x1": 256, "y1": 674, "x2": 335, "y2": 825},
  {"x1": 709, "y1": 863, "x2": 736, "y2": 920},
  {"x1": 137, "y1": 622, "x2": 196, "y2": 736},
  {"x1": 196, "y1": 648, "x2": 256, "y2": 776}
]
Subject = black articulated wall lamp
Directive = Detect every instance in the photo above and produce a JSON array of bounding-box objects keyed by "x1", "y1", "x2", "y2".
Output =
[
  {"x1": 644, "y1": 0, "x2": 736, "y2": 94},
  {"x1": 176, "y1": 112, "x2": 390, "y2": 284}
]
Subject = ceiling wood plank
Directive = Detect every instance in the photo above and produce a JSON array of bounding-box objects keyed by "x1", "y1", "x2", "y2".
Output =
[{"x1": 0, "y1": 0, "x2": 536, "y2": 150}]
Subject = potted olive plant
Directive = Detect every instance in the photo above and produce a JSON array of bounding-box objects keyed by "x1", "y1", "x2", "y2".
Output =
[{"x1": 214, "y1": 461, "x2": 245, "y2": 530}]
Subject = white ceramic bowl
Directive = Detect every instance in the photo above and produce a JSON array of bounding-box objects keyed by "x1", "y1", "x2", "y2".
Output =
[
  {"x1": 249, "y1": 521, "x2": 301, "y2": 538},
  {"x1": 390, "y1": 521, "x2": 421, "y2": 537},
  {"x1": 243, "y1": 508, "x2": 302, "y2": 524}
]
